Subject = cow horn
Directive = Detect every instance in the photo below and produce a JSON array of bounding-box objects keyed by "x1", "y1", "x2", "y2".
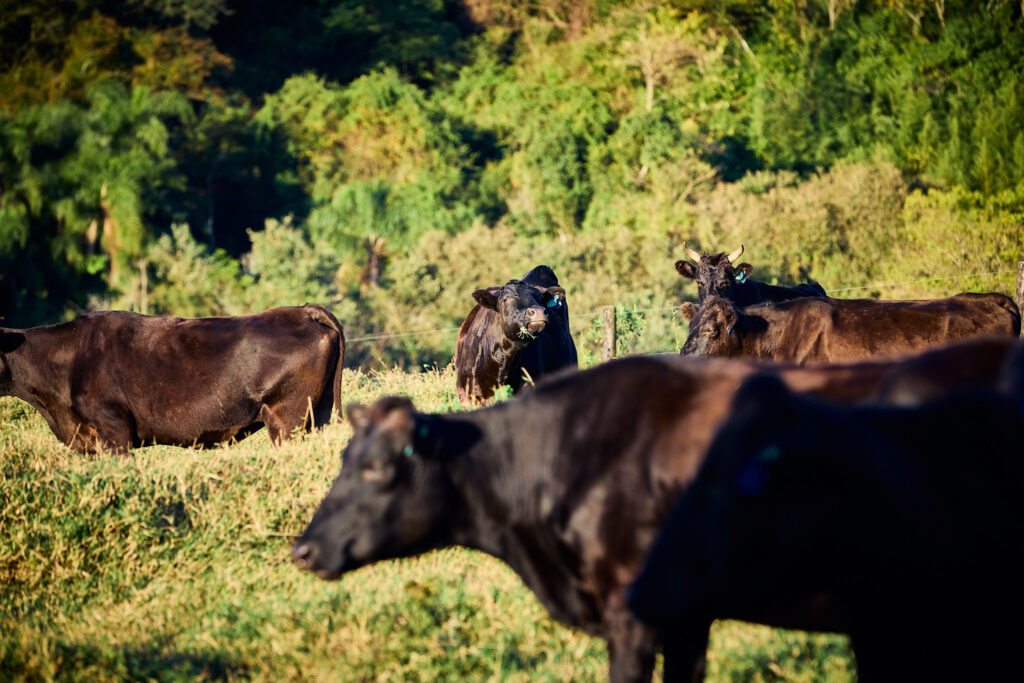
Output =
[
  {"x1": 727, "y1": 244, "x2": 744, "y2": 264},
  {"x1": 683, "y1": 242, "x2": 702, "y2": 262}
]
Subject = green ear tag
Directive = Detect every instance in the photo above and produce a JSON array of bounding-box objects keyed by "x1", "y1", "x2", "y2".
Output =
[{"x1": 403, "y1": 444, "x2": 414, "y2": 457}]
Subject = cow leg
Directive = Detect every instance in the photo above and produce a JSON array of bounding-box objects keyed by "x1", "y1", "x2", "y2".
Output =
[
  {"x1": 605, "y1": 610, "x2": 657, "y2": 683},
  {"x1": 72, "y1": 401, "x2": 134, "y2": 454},
  {"x1": 659, "y1": 622, "x2": 710, "y2": 683},
  {"x1": 259, "y1": 401, "x2": 310, "y2": 445}
]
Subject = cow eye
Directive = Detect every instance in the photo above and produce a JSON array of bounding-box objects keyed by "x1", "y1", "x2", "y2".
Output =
[
  {"x1": 704, "y1": 328, "x2": 717, "y2": 338},
  {"x1": 361, "y1": 460, "x2": 395, "y2": 485}
]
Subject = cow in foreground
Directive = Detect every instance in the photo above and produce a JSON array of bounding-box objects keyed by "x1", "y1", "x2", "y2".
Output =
[
  {"x1": 0, "y1": 305, "x2": 345, "y2": 453},
  {"x1": 675, "y1": 243, "x2": 826, "y2": 306},
  {"x1": 680, "y1": 292, "x2": 1020, "y2": 363},
  {"x1": 454, "y1": 265, "x2": 577, "y2": 405},
  {"x1": 290, "y1": 344, "x2": 1016, "y2": 683},
  {"x1": 628, "y1": 375, "x2": 1024, "y2": 681}
]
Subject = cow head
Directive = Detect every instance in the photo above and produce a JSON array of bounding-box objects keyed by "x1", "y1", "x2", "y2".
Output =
[
  {"x1": 292, "y1": 396, "x2": 480, "y2": 579},
  {"x1": 472, "y1": 279, "x2": 566, "y2": 345},
  {"x1": 0, "y1": 330, "x2": 25, "y2": 395},
  {"x1": 680, "y1": 296, "x2": 748, "y2": 357},
  {"x1": 675, "y1": 243, "x2": 750, "y2": 304}
]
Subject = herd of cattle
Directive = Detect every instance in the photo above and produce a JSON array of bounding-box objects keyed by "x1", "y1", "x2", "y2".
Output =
[{"x1": 2, "y1": 244, "x2": 1023, "y2": 682}]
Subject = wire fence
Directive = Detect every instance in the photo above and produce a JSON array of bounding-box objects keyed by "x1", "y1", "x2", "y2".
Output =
[{"x1": 343, "y1": 267, "x2": 1021, "y2": 366}]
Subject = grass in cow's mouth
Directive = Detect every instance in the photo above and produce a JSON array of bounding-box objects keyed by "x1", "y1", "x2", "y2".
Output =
[{"x1": 0, "y1": 364, "x2": 854, "y2": 681}]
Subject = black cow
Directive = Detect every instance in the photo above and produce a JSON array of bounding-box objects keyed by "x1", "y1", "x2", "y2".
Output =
[
  {"x1": 998, "y1": 339, "x2": 1024, "y2": 398},
  {"x1": 454, "y1": 265, "x2": 577, "y2": 405},
  {"x1": 680, "y1": 293, "x2": 1021, "y2": 363},
  {"x1": 290, "y1": 347, "x2": 1014, "y2": 683},
  {"x1": 675, "y1": 243, "x2": 826, "y2": 306},
  {"x1": 0, "y1": 305, "x2": 345, "y2": 453},
  {"x1": 629, "y1": 375, "x2": 1024, "y2": 681}
]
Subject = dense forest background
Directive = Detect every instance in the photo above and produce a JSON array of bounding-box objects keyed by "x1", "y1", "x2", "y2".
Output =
[{"x1": 1, "y1": 0, "x2": 1022, "y2": 367}]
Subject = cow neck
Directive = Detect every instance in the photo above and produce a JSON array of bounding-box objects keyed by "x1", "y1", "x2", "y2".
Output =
[
  {"x1": 432, "y1": 403, "x2": 553, "y2": 554},
  {"x1": 429, "y1": 401, "x2": 604, "y2": 629},
  {"x1": 489, "y1": 331, "x2": 530, "y2": 385}
]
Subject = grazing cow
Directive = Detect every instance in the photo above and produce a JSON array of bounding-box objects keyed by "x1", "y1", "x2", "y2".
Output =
[
  {"x1": 680, "y1": 292, "x2": 1021, "y2": 363},
  {"x1": 454, "y1": 265, "x2": 577, "y2": 405},
  {"x1": 290, "y1": 346, "x2": 1012, "y2": 683},
  {"x1": 0, "y1": 305, "x2": 345, "y2": 453},
  {"x1": 628, "y1": 375, "x2": 1024, "y2": 681},
  {"x1": 675, "y1": 243, "x2": 826, "y2": 306}
]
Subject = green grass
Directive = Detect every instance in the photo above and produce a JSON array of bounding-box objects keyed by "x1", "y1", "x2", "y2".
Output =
[{"x1": 0, "y1": 365, "x2": 854, "y2": 681}]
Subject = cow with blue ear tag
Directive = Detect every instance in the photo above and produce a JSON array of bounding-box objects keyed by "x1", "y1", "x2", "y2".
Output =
[
  {"x1": 674, "y1": 242, "x2": 826, "y2": 306},
  {"x1": 629, "y1": 373, "x2": 1024, "y2": 682},
  {"x1": 455, "y1": 264, "x2": 577, "y2": 405}
]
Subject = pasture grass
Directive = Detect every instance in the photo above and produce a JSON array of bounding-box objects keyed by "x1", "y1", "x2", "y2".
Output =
[{"x1": 0, "y1": 364, "x2": 854, "y2": 681}]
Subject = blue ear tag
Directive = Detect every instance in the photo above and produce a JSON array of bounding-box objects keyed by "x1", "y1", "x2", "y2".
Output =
[
  {"x1": 546, "y1": 294, "x2": 561, "y2": 309},
  {"x1": 727, "y1": 325, "x2": 735, "y2": 336},
  {"x1": 403, "y1": 444, "x2": 414, "y2": 457},
  {"x1": 735, "y1": 271, "x2": 747, "y2": 283}
]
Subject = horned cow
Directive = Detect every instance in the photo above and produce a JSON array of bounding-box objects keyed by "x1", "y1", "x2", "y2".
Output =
[{"x1": 675, "y1": 243, "x2": 826, "y2": 306}]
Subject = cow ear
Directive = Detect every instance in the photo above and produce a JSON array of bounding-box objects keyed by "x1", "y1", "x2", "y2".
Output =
[
  {"x1": 411, "y1": 414, "x2": 482, "y2": 462},
  {"x1": 542, "y1": 286, "x2": 566, "y2": 308},
  {"x1": 0, "y1": 331, "x2": 25, "y2": 353},
  {"x1": 675, "y1": 261, "x2": 697, "y2": 280},
  {"x1": 346, "y1": 403, "x2": 370, "y2": 430},
  {"x1": 472, "y1": 286, "x2": 502, "y2": 310},
  {"x1": 735, "y1": 263, "x2": 753, "y2": 283},
  {"x1": 680, "y1": 301, "x2": 698, "y2": 322}
]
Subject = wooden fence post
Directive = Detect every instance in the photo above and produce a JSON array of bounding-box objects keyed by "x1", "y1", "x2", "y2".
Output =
[
  {"x1": 1017, "y1": 260, "x2": 1023, "y2": 338},
  {"x1": 138, "y1": 260, "x2": 148, "y2": 315},
  {"x1": 602, "y1": 305, "x2": 616, "y2": 361}
]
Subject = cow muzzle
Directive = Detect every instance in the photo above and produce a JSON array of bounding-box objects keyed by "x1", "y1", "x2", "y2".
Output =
[
  {"x1": 292, "y1": 539, "x2": 343, "y2": 580},
  {"x1": 524, "y1": 307, "x2": 548, "y2": 335}
]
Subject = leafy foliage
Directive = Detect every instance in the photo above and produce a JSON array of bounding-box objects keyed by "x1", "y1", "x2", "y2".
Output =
[{"x1": 0, "y1": 0, "x2": 1021, "y2": 347}]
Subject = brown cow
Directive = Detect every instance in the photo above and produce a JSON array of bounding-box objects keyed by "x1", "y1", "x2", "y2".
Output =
[
  {"x1": 454, "y1": 265, "x2": 577, "y2": 405},
  {"x1": 291, "y1": 343, "x2": 1012, "y2": 683},
  {"x1": 680, "y1": 292, "x2": 1020, "y2": 363},
  {"x1": 675, "y1": 243, "x2": 826, "y2": 306},
  {"x1": 0, "y1": 304, "x2": 345, "y2": 453}
]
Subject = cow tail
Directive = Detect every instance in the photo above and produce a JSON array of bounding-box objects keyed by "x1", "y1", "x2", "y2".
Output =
[
  {"x1": 997, "y1": 295, "x2": 1022, "y2": 337},
  {"x1": 305, "y1": 304, "x2": 346, "y2": 423}
]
